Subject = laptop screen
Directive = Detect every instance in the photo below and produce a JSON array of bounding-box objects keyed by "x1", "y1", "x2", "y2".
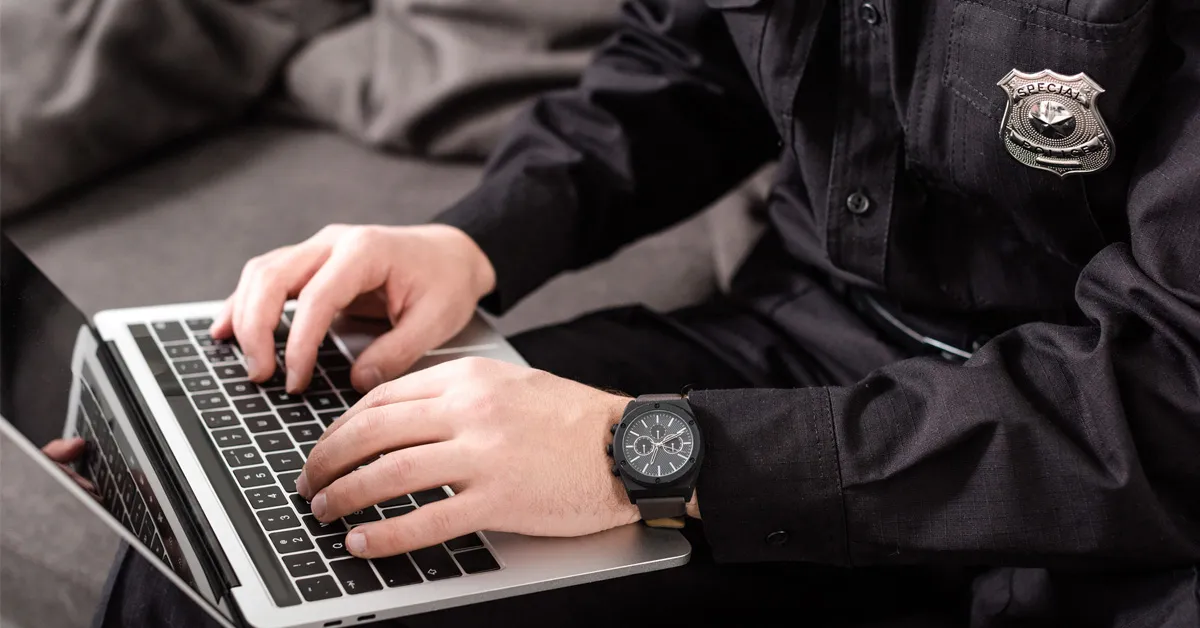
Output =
[{"x1": 0, "y1": 234, "x2": 232, "y2": 623}]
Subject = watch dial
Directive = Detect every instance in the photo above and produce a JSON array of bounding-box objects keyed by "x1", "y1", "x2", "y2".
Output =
[{"x1": 621, "y1": 410, "x2": 695, "y2": 478}]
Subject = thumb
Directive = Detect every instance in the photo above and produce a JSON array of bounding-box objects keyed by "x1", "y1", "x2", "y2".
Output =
[{"x1": 351, "y1": 302, "x2": 462, "y2": 391}]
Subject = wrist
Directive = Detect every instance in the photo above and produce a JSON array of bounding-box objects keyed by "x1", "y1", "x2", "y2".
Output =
[{"x1": 435, "y1": 224, "x2": 496, "y2": 300}]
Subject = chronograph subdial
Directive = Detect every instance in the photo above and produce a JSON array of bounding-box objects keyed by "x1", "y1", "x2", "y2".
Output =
[{"x1": 631, "y1": 436, "x2": 655, "y2": 457}]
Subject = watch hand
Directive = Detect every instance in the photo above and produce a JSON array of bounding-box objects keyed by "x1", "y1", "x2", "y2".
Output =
[
  {"x1": 649, "y1": 445, "x2": 658, "y2": 466},
  {"x1": 654, "y1": 428, "x2": 687, "y2": 447}
]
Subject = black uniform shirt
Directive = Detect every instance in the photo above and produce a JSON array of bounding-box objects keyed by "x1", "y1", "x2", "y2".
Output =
[{"x1": 436, "y1": 0, "x2": 1200, "y2": 600}]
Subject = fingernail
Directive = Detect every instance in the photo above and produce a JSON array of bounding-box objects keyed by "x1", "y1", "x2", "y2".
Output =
[
  {"x1": 360, "y1": 367, "x2": 383, "y2": 391},
  {"x1": 244, "y1": 356, "x2": 258, "y2": 378},
  {"x1": 311, "y1": 492, "x2": 327, "y2": 520},
  {"x1": 346, "y1": 530, "x2": 367, "y2": 555},
  {"x1": 295, "y1": 472, "x2": 309, "y2": 496},
  {"x1": 286, "y1": 368, "x2": 300, "y2": 393}
]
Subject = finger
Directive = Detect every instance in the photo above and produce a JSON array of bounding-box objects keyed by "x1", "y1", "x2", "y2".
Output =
[
  {"x1": 344, "y1": 492, "x2": 484, "y2": 559},
  {"x1": 58, "y1": 463, "x2": 97, "y2": 494},
  {"x1": 299, "y1": 399, "x2": 449, "y2": 499},
  {"x1": 285, "y1": 239, "x2": 386, "y2": 393},
  {"x1": 351, "y1": 300, "x2": 458, "y2": 392},
  {"x1": 312, "y1": 441, "x2": 462, "y2": 522},
  {"x1": 234, "y1": 245, "x2": 330, "y2": 381},
  {"x1": 315, "y1": 367, "x2": 452, "y2": 446},
  {"x1": 42, "y1": 437, "x2": 86, "y2": 463},
  {"x1": 209, "y1": 297, "x2": 235, "y2": 339}
]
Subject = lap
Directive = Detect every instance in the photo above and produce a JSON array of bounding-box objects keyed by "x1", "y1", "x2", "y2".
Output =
[{"x1": 94, "y1": 300, "x2": 948, "y2": 628}]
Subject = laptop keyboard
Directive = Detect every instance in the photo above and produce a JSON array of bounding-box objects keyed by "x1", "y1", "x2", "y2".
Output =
[{"x1": 140, "y1": 313, "x2": 500, "y2": 603}]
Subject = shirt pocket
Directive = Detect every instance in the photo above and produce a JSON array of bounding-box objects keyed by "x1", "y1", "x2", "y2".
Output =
[{"x1": 931, "y1": 0, "x2": 1154, "y2": 262}]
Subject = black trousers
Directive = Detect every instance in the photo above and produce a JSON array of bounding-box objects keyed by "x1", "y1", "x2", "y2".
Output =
[{"x1": 94, "y1": 302, "x2": 962, "y2": 628}]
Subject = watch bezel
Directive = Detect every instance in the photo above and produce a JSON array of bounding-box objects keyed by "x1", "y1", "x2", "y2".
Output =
[{"x1": 611, "y1": 400, "x2": 703, "y2": 487}]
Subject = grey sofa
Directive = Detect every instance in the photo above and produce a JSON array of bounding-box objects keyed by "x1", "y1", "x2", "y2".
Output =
[{"x1": 0, "y1": 122, "x2": 767, "y2": 628}]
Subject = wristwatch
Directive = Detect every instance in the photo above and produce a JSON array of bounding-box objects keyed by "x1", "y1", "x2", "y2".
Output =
[{"x1": 607, "y1": 394, "x2": 704, "y2": 528}]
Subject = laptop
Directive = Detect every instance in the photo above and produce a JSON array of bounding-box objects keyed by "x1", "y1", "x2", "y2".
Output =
[{"x1": 0, "y1": 233, "x2": 690, "y2": 628}]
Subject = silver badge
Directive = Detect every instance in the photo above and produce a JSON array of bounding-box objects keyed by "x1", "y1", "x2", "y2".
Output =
[{"x1": 997, "y1": 69, "x2": 1114, "y2": 177}]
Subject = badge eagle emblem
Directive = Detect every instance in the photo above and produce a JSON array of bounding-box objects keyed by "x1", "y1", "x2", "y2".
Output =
[{"x1": 997, "y1": 69, "x2": 1114, "y2": 177}]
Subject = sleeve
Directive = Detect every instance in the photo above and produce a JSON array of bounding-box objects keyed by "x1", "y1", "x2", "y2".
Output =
[
  {"x1": 690, "y1": 4, "x2": 1200, "y2": 568},
  {"x1": 433, "y1": 0, "x2": 779, "y2": 313}
]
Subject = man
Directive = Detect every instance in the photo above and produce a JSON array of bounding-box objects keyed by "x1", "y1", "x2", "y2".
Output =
[{"x1": 98, "y1": 1, "x2": 1200, "y2": 626}]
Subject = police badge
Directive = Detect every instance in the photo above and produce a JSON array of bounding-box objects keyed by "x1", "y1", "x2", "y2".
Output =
[{"x1": 997, "y1": 69, "x2": 1114, "y2": 177}]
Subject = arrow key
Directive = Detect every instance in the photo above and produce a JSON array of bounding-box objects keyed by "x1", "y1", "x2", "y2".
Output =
[
  {"x1": 410, "y1": 544, "x2": 461, "y2": 581},
  {"x1": 330, "y1": 558, "x2": 382, "y2": 595}
]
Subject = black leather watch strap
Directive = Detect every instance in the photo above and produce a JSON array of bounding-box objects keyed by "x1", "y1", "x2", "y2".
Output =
[{"x1": 636, "y1": 496, "x2": 686, "y2": 520}]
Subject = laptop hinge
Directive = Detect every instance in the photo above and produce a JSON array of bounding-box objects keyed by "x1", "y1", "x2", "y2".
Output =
[{"x1": 98, "y1": 339, "x2": 243, "y2": 594}]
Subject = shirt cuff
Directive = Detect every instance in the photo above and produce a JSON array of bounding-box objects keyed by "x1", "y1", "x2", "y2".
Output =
[{"x1": 688, "y1": 387, "x2": 849, "y2": 564}]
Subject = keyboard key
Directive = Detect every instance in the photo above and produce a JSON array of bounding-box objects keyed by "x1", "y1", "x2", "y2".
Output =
[
  {"x1": 306, "y1": 376, "x2": 332, "y2": 392},
  {"x1": 223, "y1": 380, "x2": 258, "y2": 398},
  {"x1": 266, "y1": 390, "x2": 301, "y2": 406},
  {"x1": 213, "y1": 364, "x2": 248, "y2": 380},
  {"x1": 303, "y1": 515, "x2": 348, "y2": 537},
  {"x1": 343, "y1": 508, "x2": 382, "y2": 525},
  {"x1": 325, "y1": 369, "x2": 352, "y2": 390},
  {"x1": 283, "y1": 551, "x2": 327, "y2": 578},
  {"x1": 278, "y1": 406, "x2": 315, "y2": 424},
  {"x1": 255, "y1": 433, "x2": 292, "y2": 452},
  {"x1": 245, "y1": 486, "x2": 287, "y2": 509},
  {"x1": 330, "y1": 558, "x2": 382, "y2": 595},
  {"x1": 291, "y1": 494, "x2": 312, "y2": 515},
  {"x1": 372, "y1": 555, "x2": 423, "y2": 588},
  {"x1": 182, "y1": 375, "x2": 217, "y2": 393},
  {"x1": 193, "y1": 393, "x2": 229, "y2": 411},
  {"x1": 234, "y1": 397, "x2": 270, "y2": 415},
  {"x1": 165, "y1": 344, "x2": 198, "y2": 359},
  {"x1": 317, "y1": 352, "x2": 350, "y2": 370},
  {"x1": 454, "y1": 548, "x2": 500, "y2": 574},
  {"x1": 304, "y1": 392, "x2": 343, "y2": 413},
  {"x1": 317, "y1": 411, "x2": 341, "y2": 427},
  {"x1": 340, "y1": 390, "x2": 364, "y2": 406},
  {"x1": 288, "y1": 424, "x2": 322, "y2": 443},
  {"x1": 410, "y1": 545, "x2": 461, "y2": 581},
  {"x1": 296, "y1": 575, "x2": 341, "y2": 601},
  {"x1": 412, "y1": 488, "x2": 449, "y2": 506},
  {"x1": 243, "y1": 414, "x2": 281, "y2": 433},
  {"x1": 316, "y1": 535, "x2": 352, "y2": 560},
  {"x1": 233, "y1": 466, "x2": 274, "y2": 488},
  {"x1": 317, "y1": 335, "x2": 340, "y2": 353},
  {"x1": 185, "y1": 318, "x2": 213, "y2": 331},
  {"x1": 203, "y1": 345, "x2": 237, "y2": 363},
  {"x1": 270, "y1": 529, "x2": 313, "y2": 555},
  {"x1": 200, "y1": 410, "x2": 238, "y2": 430},
  {"x1": 152, "y1": 321, "x2": 189, "y2": 343},
  {"x1": 222, "y1": 447, "x2": 262, "y2": 468},
  {"x1": 174, "y1": 359, "x2": 207, "y2": 376},
  {"x1": 273, "y1": 324, "x2": 289, "y2": 346},
  {"x1": 381, "y1": 505, "x2": 416, "y2": 518},
  {"x1": 193, "y1": 333, "x2": 217, "y2": 348},
  {"x1": 267, "y1": 451, "x2": 304, "y2": 473},
  {"x1": 257, "y1": 507, "x2": 301, "y2": 531},
  {"x1": 211, "y1": 427, "x2": 250, "y2": 448},
  {"x1": 380, "y1": 495, "x2": 412, "y2": 508},
  {"x1": 299, "y1": 443, "x2": 315, "y2": 458},
  {"x1": 278, "y1": 472, "x2": 302, "y2": 493},
  {"x1": 261, "y1": 369, "x2": 288, "y2": 389},
  {"x1": 445, "y1": 533, "x2": 484, "y2": 552}
]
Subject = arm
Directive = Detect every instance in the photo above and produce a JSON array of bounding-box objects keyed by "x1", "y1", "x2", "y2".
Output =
[
  {"x1": 435, "y1": 0, "x2": 779, "y2": 312},
  {"x1": 691, "y1": 4, "x2": 1200, "y2": 567}
]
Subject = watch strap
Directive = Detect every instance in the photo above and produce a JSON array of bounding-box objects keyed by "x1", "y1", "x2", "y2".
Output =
[
  {"x1": 637, "y1": 496, "x2": 686, "y2": 521},
  {"x1": 636, "y1": 393, "x2": 685, "y2": 402}
]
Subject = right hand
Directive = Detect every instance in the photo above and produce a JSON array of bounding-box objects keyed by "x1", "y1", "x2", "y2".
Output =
[{"x1": 210, "y1": 224, "x2": 496, "y2": 393}]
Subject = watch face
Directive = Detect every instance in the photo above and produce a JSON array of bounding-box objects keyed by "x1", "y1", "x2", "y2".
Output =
[{"x1": 621, "y1": 410, "x2": 696, "y2": 479}]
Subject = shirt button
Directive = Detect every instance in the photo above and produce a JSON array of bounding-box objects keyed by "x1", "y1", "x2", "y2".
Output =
[
  {"x1": 860, "y1": 3, "x2": 881, "y2": 25},
  {"x1": 765, "y1": 530, "x2": 790, "y2": 546},
  {"x1": 845, "y1": 191, "x2": 871, "y2": 215}
]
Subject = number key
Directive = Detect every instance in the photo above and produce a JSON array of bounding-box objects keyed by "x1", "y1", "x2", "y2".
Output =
[
  {"x1": 268, "y1": 529, "x2": 314, "y2": 555},
  {"x1": 257, "y1": 507, "x2": 300, "y2": 531}
]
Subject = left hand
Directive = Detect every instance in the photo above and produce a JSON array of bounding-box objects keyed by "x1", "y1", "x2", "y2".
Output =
[{"x1": 295, "y1": 357, "x2": 640, "y2": 558}]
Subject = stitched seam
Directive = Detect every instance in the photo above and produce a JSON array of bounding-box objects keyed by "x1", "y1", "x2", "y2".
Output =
[
  {"x1": 963, "y1": 0, "x2": 1149, "y2": 43},
  {"x1": 824, "y1": 387, "x2": 851, "y2": 566}
]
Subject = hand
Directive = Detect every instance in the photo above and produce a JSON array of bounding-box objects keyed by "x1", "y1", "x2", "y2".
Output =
[
  {"x1": 296, "y1": 357, "x2": 640, "y2": 559},
  {"x1": 42, "y1": 437, "x2": 99, "y2": 500},
  {"x1": 211, "y1": 224, "x2": 496, "y2": 393}
]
